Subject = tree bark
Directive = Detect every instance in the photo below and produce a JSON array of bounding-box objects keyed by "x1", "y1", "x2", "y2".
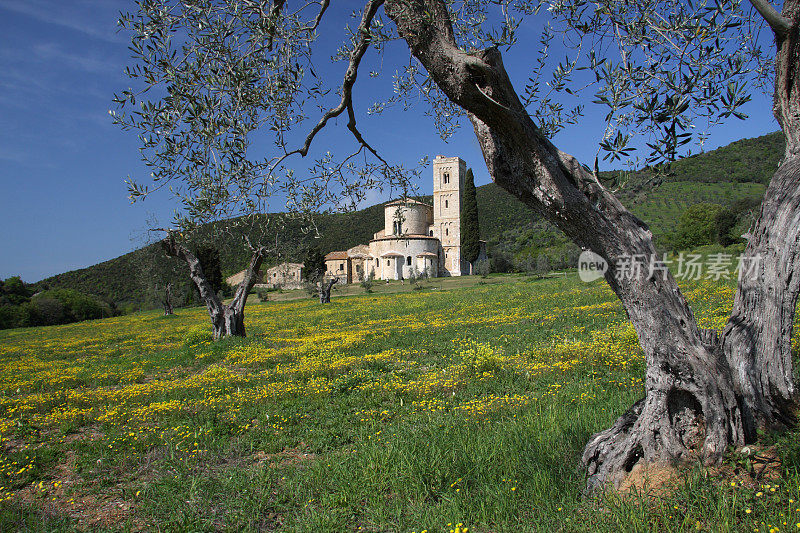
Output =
[
  {"x1": 385, "y1": 0, "x2": 747, "y2": 491},
  {"x1": 319, "y1": 277, "x2": 338, "y2": 303},
  {"x1": 162, "y1": 235, "x2": 267, "y2": 339},
  {"x1": 162, "y1": 282, "x2": 174, "y2": 315},
  {"x1": 717, "y1": 0, "x2": 800, "y2": 439}
]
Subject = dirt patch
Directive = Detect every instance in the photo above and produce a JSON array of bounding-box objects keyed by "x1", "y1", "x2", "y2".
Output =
[
  {"x1": 617, "y1": 462, "x2": 682, "y2": 496},
  {"x1": 251, "y1": 443, "x2": 318, "y2": 469},
  {"x1": 61, "y1": 426, "x2": 105, "y2": 445},
  {"x1": 9, "y1": 438, "x2": 317, "y2": 531},
  {"x1": 714, "y1": 445, "x2": 782, "y2": 487},
  {"x1": 12, "y1": 449, "x2": 143, "y2": 530},
  {"x1": 615, "y1": 445, "x2": 783, "y2": 497},
  {"x1": 10, "y1": 443, "x2": 165, "y2": 532}
]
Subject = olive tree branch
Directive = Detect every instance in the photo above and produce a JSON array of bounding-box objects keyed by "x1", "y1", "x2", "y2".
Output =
[
  {"x1": 748, "y1": 0, "x2": 792, "y2": 37},
  {"x1": 273, "y1": 0, "x2": 385, "y2": 169}
]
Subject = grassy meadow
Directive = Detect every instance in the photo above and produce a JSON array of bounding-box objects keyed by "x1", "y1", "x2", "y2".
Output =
[{"x1": 1, "y1": 274, "x2": 800, "y2": 532}]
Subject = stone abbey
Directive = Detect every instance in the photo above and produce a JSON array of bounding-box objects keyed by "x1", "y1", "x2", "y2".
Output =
[{"x1": 323, "y1": 155, "x2": 486, "y2": 283}]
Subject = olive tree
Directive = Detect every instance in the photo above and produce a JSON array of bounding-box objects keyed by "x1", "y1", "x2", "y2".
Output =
[
  {"x1": 113, "y1": 0, "x2": 422, "y2": 337},
  {"x1": 113, "y1": 0, "x2": 800, "y2": 490}
]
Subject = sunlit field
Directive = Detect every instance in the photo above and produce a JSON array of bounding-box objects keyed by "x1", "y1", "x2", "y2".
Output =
[{"x1": 2, "y1": 275, "x2": 800, "y2": 532}]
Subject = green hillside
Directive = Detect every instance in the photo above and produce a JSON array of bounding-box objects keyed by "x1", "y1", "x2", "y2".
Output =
[
  {"x1": 628, "y1": 181, "x2": 765, "y2": 238},
  {"x1": 488, "y1": 132, "x2": 782, "y2": 264},
  {"x1": 668, "y1": 132, "x2": 784, "y2": 184},
  {"x1": 36, "y1": 132, "x2": 783, "y2": 308}
]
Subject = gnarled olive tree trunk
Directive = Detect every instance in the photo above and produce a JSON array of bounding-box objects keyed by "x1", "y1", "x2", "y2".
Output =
[
  {"x1": 162, "y1": 282, "x2": 174, "y2": 316},
  {"x1": 162, "y1": 236, "x2": 267, "y2": 339},
  {"x1": 718, "y1": 1, "x2": 800, "y2": 439},
  {"x1": 319, "y1": 277, "x2": 338, "y2": 304},
  {"x1": 385, "y1": 0, "x2": 799, "y2": 491}
]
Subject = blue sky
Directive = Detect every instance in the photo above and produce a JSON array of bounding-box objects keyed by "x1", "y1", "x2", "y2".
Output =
[{"x1": 0, "y1": 1, "x2": 780, "y2": 282}]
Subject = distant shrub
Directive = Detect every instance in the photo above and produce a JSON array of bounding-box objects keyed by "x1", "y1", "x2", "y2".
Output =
[
  {"x1": 360, "y1": 273, "x2": 374, "y2": 293},
  {"x1": 474, "y1": 259, "x2": 490, "y2": 278},
  {"x1": 303, "y1": 280, "x2": 319, "y2": 299},
  {"x1": 29, "y1": 297, "x2": 66, "y2": 326},
  {"x1": 672, "y1": 203, "x2": 742, "y2": 251},
  {"x1": 1, "y1": 276, "x2": 31, "y2": 305},
  {"x1": 255, "y1": 286, "x2": 278, "y2": 302},
  {"x1": 34, "y1": 289, "x2": 113, "y2": 323},
  {"x1": 535, "y1": 254, "x2": 550, "y2": 277},
  {"x1": 220, "y1": 281, "x2": 234, "y2": 298},
  {"x1": 489, "y1": 251, "x2": 514, "y2": 273},
  {"x1": 183, "y1": 325, "x2": 212, "y2": 346},
  {"x1": 0, "y1": 304, "x2": 24, "y2": 329},
  {"x1": 0, "y1": 289, "x2": 114, "y2": 329},
  {"x1": 302, "y1": 248, "x2": 327, "y2": 282},
  {"x1": 728, "y1": 242, "x2": 747, "y2": 255},
  {"x1": 691, "y1": 243, "x2": 747, "y2": 257}
]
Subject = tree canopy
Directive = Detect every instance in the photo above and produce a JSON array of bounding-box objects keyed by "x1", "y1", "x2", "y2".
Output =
[{"x1": 113, "y1": 0, "x2": 767, "y2": 228}]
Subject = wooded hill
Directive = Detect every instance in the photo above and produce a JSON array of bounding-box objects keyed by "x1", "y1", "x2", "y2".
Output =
[{"x1": 36, "y1": 132, "x2": 783, "y2": 310}]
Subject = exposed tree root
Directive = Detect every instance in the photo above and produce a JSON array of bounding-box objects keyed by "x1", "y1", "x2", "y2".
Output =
[{"x1": 582, "y1": 371, "x2": 743, "y2": 493}]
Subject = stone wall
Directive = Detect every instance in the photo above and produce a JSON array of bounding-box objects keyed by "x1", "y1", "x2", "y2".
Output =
[
  {"x1": 264, "y1": 262, "x2": 303, "y2": 289},
  {"x1": 368, "y1": 236, "x2": 439, "y2": 280},
  {"x1": 383, "y1": 201, "x2": 433, "y2": 236}
]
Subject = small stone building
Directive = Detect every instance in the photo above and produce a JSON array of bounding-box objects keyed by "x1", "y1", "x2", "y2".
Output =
[
  {"x1": 324, "y1": 245, "x2": 371, "y2": 284},
  {"x1": 226, "y1": 262, "x2": 303, "y2": 290},
  {"x1": 225, "y1": 269, "x2": 264, "y2": 287},
  {"x1": 264, "y1": 262, "x2": 304, "y2": 289},
  {"x1": 324, "y1": 251, "x2": 350, "y2": 283}
]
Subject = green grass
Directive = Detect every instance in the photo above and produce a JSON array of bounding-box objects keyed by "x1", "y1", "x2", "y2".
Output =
[{"x1": 1, "y1": 274, "x2": 798, "y2": 532}]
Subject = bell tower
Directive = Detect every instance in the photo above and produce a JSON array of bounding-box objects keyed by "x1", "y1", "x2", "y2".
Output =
[{"x1": 432, "y1": 155, "x2": 466, "y2": 276}]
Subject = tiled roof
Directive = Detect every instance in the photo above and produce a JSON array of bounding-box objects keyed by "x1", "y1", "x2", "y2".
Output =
[
  {"x1": 266, "y1": 262, "x2": 303, "y2": 272},
  {"x1": 325, "y1": 251, "x2": 348, "y2": 261},
  {"x1": 347, "y1": 244, "x2": 370, "y2": 257}
]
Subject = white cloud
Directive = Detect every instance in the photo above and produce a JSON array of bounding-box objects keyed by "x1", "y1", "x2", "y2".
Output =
[
  {"x1": 33, "y1": 42, "x2": 118, "y2": 75},
  {"x1": 0, "y1": 0, "x2": 128, "y2": 44}
]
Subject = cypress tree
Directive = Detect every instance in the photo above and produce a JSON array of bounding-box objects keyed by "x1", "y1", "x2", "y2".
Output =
[
  {"x1": 460, "y1": 168, "x2": 481, "y2": 272},
  {"x1": 195, "y1": 246, "x2": 224, "y2": 294},
  {"x1": 302, "y1": 247, "x2": 327, "y2": 282}
]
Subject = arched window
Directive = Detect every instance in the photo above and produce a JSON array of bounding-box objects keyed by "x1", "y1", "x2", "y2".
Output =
[
  {"x1": 406, "y1": 256, "x2": 412, "y2": 265},
  {"x1": 429, "y1": 230, "x2": 433, "y2": 236},
  {"x1": 443, "y1": 172, "x2": 450, "y2": 185},
  {"x1": 445, "y1": 200, "x2": 448, "y2": 209},
  {"x1": 445, "y1": 228, "x2": 449, "y2": 236}
]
